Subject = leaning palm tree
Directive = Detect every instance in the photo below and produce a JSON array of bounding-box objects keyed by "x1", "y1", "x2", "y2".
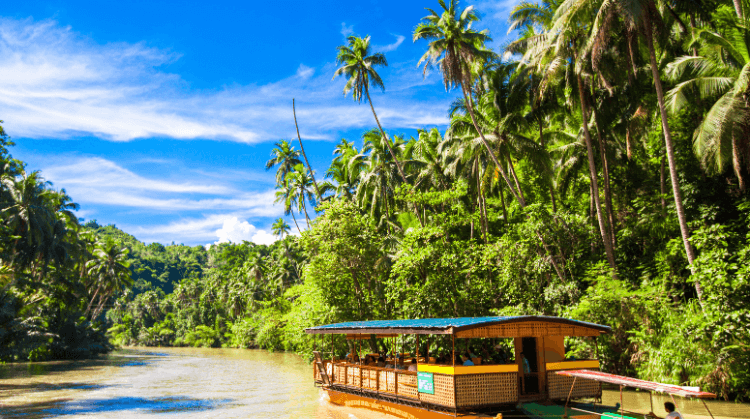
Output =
[
  {"x1": 333, "y1": 35, "x2": 409, "y2": 186},
  {"x1": 292, "y1": 99, "x2": 322, "y2": 200},
  {"x1": 265, "y1": 140, "x2": 303, "y2": 185},
  {"x1": 413, "y1": 0, "x2": 524, "y2": 207}
]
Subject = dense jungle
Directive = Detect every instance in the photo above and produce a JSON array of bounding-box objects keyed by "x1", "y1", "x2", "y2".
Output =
[{"x1": 2, "y1": 0, "x2": 750, "y2": 402}]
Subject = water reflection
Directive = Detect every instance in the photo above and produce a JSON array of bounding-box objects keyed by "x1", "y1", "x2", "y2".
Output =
[{"x1": 0, "y1": 347, "x2": 394, "y2": 419}]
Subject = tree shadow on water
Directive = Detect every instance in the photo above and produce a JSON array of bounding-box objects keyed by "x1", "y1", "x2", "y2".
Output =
[{"x1": 1, "y1": 396, "x2": 233, "y2": 418}]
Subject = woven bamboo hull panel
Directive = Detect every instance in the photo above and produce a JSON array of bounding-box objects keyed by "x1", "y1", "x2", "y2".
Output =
[
  {"x1": 418, "y1": 373, "x2": 455, "y2": 407},
  {"x1": 397, "y1": 373, "x2": 418, "y2": 399},
  {"x1": 547, "y1": 371, "x2": 601, "y2": 400},
  {"x1": 455, "y1": 372, "x2": 518, "y2": 407}
]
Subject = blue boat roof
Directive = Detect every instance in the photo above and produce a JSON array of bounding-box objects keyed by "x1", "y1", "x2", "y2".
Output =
[{"x1": 304, "y1": 315, "x2": 610, "y2": 335}]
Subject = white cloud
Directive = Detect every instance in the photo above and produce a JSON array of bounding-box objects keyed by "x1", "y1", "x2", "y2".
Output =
[
  {"x1": 44, "y1": 157, "x2": 230, "y2": 194},
  {"x1": 0, "y1": 17, "x2": 451, "y2": 144},
  {"x1": 341, "y1": 22, "x2": 354, "y2": 37},
  {"x1": 296, "y1": 64, "x2": 315, "y2": 79},
  {"x1": 124, "y1": 213, "x2": 281, "y2": 246},
  {"x1": 374, "y1": 35, "x2": 405, "y2": 53},
  {"x1": 40, "y1": 157, "x2": 282, "y2": 220}
]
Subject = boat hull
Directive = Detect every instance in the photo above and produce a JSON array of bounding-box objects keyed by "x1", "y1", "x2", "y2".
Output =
[{"x1": 323, "y1": 387, "x2": 502, "y2": 419}]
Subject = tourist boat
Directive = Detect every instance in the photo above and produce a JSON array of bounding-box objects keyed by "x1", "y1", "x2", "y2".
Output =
[
  {"x1": 306, "y1": 316, "x2": 612, "y2": 418},
  {"x1": 305, "y1": 316, "x2": 718, "y2": 419}
]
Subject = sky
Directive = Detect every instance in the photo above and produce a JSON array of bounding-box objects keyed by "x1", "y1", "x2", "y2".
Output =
[{"x1": 1, "y1": 0, "x2": 520, "y2": 246}]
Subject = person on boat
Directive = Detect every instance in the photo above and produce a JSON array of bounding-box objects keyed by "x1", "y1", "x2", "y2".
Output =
[
  {"x1": 461, "y1": 353, "x2": 474, "y2": 366},
  {"x1": 664, "y1": 402, "x2": 683, "y2": 419},
  {"x1": 376, "y1": 356, "x2": 386, "y2": 368},
  {"x1": 521, "y1": 354, "x2": 531, "y2": 373}
]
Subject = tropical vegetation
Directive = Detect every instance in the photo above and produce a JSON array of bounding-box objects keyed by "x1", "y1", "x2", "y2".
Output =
[{"x1": 3, "y1": 0, "x2": 750, "y2": 402}]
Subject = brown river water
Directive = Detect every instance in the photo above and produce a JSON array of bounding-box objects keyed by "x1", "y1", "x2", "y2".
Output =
[{"x1": 1, "y1": 347, "x2": 749, "y2": 419}]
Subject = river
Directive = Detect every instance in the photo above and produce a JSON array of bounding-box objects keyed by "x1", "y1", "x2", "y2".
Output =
[{"x1": 1, "y1": 347, "x2": 748, "y2": 419}]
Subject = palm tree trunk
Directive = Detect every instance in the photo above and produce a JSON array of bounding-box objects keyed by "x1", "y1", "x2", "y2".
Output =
[
  {"x1": 507, "y1": 151, "x2": 526, "y2": 205},
  {"x1": 499, "y1": 183, "x2": 508, "y2": 222},
  {"x1": 539, "y1": 120, "x2": 558, "y2": 212},
  {"x1": 592, "y1": 106, "x2": 617, "y2": 248},
  {"x1": 301, "y1": 196, "x2": 311, "y2": 228},
  {"x1": 734, "y1": 0, "x2": 743, "y2": 17},
  {"x1": 293, "y1": 99, "x2": 322, "y2": 200},
  {"x1": 732, "y1": 132, "x2": 746, "y2": 191},
  {"x1": 576, "y1": 72, "x2": 618, "y2": 275},
  {"x1": 660, "y1": 150, "x2": 666, "y2": 211},
  {"x1": 291, "y1": 210, "x2": 302, "y2": 234},
  {"x1": 644, "y1": 13, "x2": 702, "y2": 302},
  {"x1": 366, "y1": 91, "x2": 424, "y2": 227},
  {"x1": 462, "y1": 85, "x2": 525, "y2": 206}
]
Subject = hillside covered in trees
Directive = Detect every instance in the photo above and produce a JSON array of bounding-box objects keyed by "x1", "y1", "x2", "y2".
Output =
[{"x1": 2, "y1": 0, "x2": 750, "y2": 403}]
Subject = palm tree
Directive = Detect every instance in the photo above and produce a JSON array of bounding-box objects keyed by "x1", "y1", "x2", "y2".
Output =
[
  {"x1": 288, "y1": 164, "x2": 316, "y2": 228},
  {"x1": 413, "y1": 0, "x2": 524, "y2": 207},
  {"x1": 265, "y1": 140, "x2": 302, "y2": 185},
  {"x1": 326, "y1": 139, "x2": 364, "y2": 200},
  {"x1": 356, "y1": 130, "x2": 403, "y2": 228},
  {"x1": 272, "y1": 218, "x2": 291, "y2": 239},
  {"x1": 518, "y1": 0, "x2": 617, "y2": 274},
  {"x1": 292, "y1": 99, "x2": 322, "y2": 200},
  {"x1": 275, "y1": 179, "x2": 302, "y2": 234},
  {"x1": 85, "y1": 239, "x2": 132, "y2": 318},
  {"x1": 333, "y1": 35, "x2": 409, "y2": 186},
  {"x1": 666, "y1": 9, "x2": 750, "y2": 191},
  {"x1": 554, "y1": 0, "x2": 696, "y2": 292}
]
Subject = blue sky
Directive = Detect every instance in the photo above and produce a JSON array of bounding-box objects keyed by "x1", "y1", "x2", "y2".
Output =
[{"x1": 1, "y1": 0, "x2": 519, "y2": 246}]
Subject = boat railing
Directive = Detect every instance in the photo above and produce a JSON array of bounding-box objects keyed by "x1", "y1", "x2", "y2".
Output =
[
  {"x1": 326, "y1": 362, "x2": 420, "y2": 400},
  {"x1": 318, "y1": 361, "x2": 521, "y2": 409}
]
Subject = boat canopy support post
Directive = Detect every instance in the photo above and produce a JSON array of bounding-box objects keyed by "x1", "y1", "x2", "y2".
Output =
[
  {"x1": 649, "y1": 391, "x2": 654, "y2": 415},
  {"x1": 620, "y1": 385, "x2": 625, "y2": 419},
  {"x1": 564, "y1": 377, "x2": 577, "y2": 419},
  {"x1": 701, "y1": 399, "x2": 716, "y2": 419}
]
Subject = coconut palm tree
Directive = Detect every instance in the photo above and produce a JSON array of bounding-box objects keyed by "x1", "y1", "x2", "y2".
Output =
[
  {"x1": 275, "y1": 179, "x2": 302, "y2": 234},
  {"x1": 553, "y1": 0, "x2": 696, "y2": 292},
  {"x1": 666, "y1": 7, "x2": 750, "y2": 191},
  {"x1": 85, "y1": 239, "x2": 132, "y2": 318},
  {"x1": 333, "y1": 35, "x2": 409, "y2": 186},
  {"x1": 292, "y1": 99, "x2": 322, "y2": 200},
  {"x1": 517, "y1": 0, "x2": 617, "y2": 274},
  {"x1": 288, "y1": 164, "x2": 316, "y2": 228},
  {"x1": 272, "y1": 218, "x2": 291, "y2": 239},
  {"x1": 413, "y1": 0, "x2": 524, "y2": 207},
  {"x1": 265, "y1": 140, "x2": 303, "y2": 186}
]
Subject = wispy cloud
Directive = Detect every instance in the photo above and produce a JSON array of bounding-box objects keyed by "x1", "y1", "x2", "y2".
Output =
[
  {"x1": 40, "y1": 156, "x2": 283, "y2": 244},
  {"x1": 296, "y1": 63, "x2": 315, "y2": 79},
  {"x1": 340, "y1": 22, "x2": 354, "y2": 37},
  {"x1": 0, "y1": 17, "x2": 450, "y2": 144},
  {"x1": 373, "y1": 35, "x2": 405, "y2": 53}
]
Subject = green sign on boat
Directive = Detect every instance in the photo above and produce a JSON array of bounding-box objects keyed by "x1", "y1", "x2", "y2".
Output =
[{"x1": 417, "y1": 372, "x2": 434, "y2": 394}]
